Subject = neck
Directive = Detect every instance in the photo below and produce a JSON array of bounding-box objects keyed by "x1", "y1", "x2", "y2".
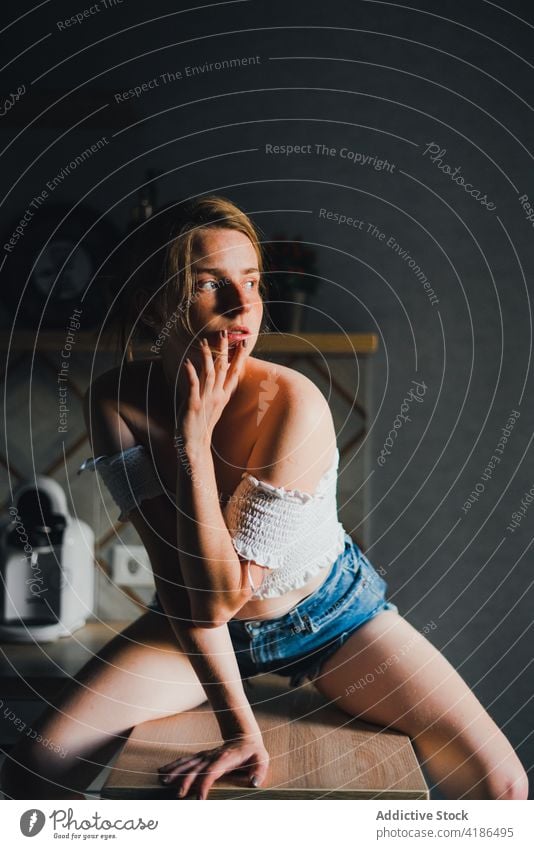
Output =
[{"x1": 159, "y1": 354, "x2": 255, "y2": 414}]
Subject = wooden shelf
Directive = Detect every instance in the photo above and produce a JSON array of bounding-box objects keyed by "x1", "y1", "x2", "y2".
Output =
[{"x1": 0, "y1": 331, "x2": 378, "y2": 355}]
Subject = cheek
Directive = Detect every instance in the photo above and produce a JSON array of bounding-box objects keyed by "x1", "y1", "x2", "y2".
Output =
[{"x1": 188, "y1": 301, "x2": 212, "y2": 329}]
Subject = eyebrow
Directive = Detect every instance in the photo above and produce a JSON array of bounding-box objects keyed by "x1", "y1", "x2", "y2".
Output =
[{"x1": 194, "y1": 266, "x2": 260, "y2": 275}]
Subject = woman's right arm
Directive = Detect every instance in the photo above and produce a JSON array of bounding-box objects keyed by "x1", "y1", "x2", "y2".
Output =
[{"x1": 83, "y1": 373, "x2": 268, "y2": 798}]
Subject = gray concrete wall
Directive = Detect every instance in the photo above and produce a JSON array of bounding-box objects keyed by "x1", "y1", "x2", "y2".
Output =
[{"x1": 1, "y1": 0, "x2": 531, "y2": 792}]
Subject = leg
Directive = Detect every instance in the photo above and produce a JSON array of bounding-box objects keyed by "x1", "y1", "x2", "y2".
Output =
[
  {"x1": 1, "y1": 611, "x2": 208, "y2": 799},
  {"x1": 310, "y1": 611, "x2": 529, "y2": 800}
]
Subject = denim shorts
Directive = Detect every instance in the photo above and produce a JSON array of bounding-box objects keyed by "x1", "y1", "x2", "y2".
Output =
[{"x1": 147, "y1": 531, "x2": 398, "y2": 688}]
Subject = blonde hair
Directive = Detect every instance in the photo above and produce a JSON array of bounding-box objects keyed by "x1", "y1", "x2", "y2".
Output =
[{"x1": 112, "y1": 194, "x2": 269, "y2": 362}]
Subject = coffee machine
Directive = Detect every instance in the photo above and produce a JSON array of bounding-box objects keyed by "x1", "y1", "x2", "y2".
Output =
[{"x1": 0, "y1": 476, "x2": 95, "y2": 642}]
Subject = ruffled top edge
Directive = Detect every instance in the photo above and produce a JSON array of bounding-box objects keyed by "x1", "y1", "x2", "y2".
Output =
[
  {"x1": 77, "y1": 443, "x2": 340, "y2": 506},
  {"x1": 238, "y1": 447, "x2": 340, "y2": 503},
  {"x1": 76, "y1": 445, "x2": 174, "y2": 497},
  {"x1": 77, "y1": 444, "x2": 148, "y2": 474},
  {"x1": 246, "y1": 524, "x2": 347, "y2": 598}
]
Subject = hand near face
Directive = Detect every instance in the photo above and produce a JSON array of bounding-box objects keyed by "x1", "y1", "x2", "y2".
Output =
[{"x1": 176, "y1": 329, "x2": 248, "y2": 446}]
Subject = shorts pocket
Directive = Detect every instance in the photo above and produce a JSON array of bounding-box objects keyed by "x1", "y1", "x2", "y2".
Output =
[
  {"x1": 357, "y1": 550, "x2": 388, "y2": 601},
  {"x1": 304, "y1": 551, "x2": 387, "y2": 633},
  {"x1": 282, "y1": 538, "x2": 354, "y2": 624},
  {"x1": 302, "y1": 572, "x2": 367, "y2": 633}
]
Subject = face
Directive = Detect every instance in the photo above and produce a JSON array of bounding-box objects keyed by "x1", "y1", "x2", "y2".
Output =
[
  {"x1": 186, "y1": 227, "x2": 264, "y2": 358},
  {"x1": 160, "y1": 227, "x2": 264, "y2": 393}
]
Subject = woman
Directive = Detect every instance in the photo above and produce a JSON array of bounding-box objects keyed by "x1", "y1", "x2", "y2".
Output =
[{"x1": 2, "y1": 195, "x2": 527, "y2": 801}]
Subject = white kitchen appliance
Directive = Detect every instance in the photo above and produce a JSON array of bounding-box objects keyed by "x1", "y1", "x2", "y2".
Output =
[{"x1": 0, "y1": 476, "x2": 95, "y2": 642}]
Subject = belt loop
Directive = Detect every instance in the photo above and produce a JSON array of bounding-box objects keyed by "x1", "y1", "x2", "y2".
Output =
[
  {"x1": 290, "y1": 610, "x2": 317, "y2": 634},
  {"x1": 290, "y1": 609, "x2": 305, "y2": 634},
  {"x1": 303, "y1": 614, "x2": 319, "y2": 633}
]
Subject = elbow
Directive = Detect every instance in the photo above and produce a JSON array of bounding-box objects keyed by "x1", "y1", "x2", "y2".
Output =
[
  {"x1": 188, "y1": 560, "x2": 254, "y2": 627},
  {"x1": 191, "y1": 615, "x2": 230, "y2": 629},
  {"x1": 190, "y1": 607, "x2": 233, "y2": 629},
  {"x1": 190, "y1": 593, "x2": 250, "y2": 629}
]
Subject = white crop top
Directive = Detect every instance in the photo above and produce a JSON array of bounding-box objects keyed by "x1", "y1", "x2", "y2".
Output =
[{"x1": 77, "y1": 444, "x2": 347, "y2": 600}]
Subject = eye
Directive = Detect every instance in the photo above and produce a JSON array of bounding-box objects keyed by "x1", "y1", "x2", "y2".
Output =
[{"x1": 196, "y1": 279, "x2": 218, "y2": 291}]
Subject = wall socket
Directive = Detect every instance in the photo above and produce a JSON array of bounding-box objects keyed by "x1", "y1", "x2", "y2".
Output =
[{"x1": 110, "y1": 545, "x2": 155, "y2": 589}]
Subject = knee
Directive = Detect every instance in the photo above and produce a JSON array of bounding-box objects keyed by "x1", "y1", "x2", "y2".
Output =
[{"x1": 483, "y1": 762, "x2": 529, "y2": 800}]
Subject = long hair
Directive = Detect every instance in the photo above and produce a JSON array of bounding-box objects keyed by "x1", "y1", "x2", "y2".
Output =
[{"x1": 110, "y1": 194, "x2": 269, "y2": 363}]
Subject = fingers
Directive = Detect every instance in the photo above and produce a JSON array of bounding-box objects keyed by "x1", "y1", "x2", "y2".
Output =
[
  {"x1": 192, "y1": 745, "x2": 266, "y2": 799},
  {"x1": 182, "y1": 358, "x2": 200, "y2": 405},
  {"x1": 179, "y1": 332, "x2": 247, "y2": 438},
  {"x1": 158, "y1": 755, "x2": 208, "y2": 798},
  {"x1": 199, "y1": 337, "x2": 215, "y2": 394},
  {"x1": 160, "y1": 755, "x2": 218, "y2": 800},
  {"x1": 159, "y1": 758, "x2": 204, "y2": 787},
  {"x1": 200, "y1": 331, "x2": 242, "y2": 396},
  {"x1": 174, "y1": 760, "x2": 209, "y2": 798},
  {"x1": 213, "y1": 329, "x2": 230, "y2": 386},
  {"x1": 158, "y1": 755, "x2": 203, "y2": 776},
  {"x1": 248, "y1": 749, "x2": 270, "y2": 787},
  {"x1": 193, "y1": 750, "x2": 241, "y2": 800},
  {"x1": 225, "y1": 337, "x2": 248, "y2": 388},
  {"x1": 157, "y1": 744, "x2": 261, "y2": 800},
  {"x1": 157, "y1": 748, "x2": 213, "y2": 776}
]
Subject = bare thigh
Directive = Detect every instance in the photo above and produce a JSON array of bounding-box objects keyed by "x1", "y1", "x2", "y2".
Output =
[
  {"x1": 1, "y1": 611, "x2": 208, "y2": 799},
  {"x1": 310, "y1": 611, "x2": 528, "y2": 799}
]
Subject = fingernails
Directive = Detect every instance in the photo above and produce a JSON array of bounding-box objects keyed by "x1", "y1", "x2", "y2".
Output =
[
  {"x1": 242, "y1": 338, "x2": 247, "y2": 348},
  {"x1": 250, "y1": 776, "x2": 259, "y2": 787}
]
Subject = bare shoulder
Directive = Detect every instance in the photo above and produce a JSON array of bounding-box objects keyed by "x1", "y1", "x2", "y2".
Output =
[
  {"x1": 250, "y1": 357, "x2": 328, "y2": 404},
  {"x1": 246, "y1": 359, "x2": 337, "y2": 491},
  {"x1": 82, "y1": 359, "x2": 158, "y2": 454}
]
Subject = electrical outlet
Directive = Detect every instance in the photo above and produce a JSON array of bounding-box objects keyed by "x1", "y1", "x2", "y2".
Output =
[{"x1": 110, "y1": 545, "x2": 155, "y2": 588}]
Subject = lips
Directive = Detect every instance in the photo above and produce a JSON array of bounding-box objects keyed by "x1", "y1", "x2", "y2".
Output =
[
  {"x1": 208, "y1": 327, "x2": 250, "y2": 347},
  {"x1": 227, "y1": 326, "x2": 250, "y2": 335},
  {"x1": 227, "y1": 331, "x2": 248, "y2": 346}
]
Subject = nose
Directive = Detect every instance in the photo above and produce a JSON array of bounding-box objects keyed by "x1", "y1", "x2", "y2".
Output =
[{"x1": 219, "y1": 278, "x2": 254, "y2": 315}]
